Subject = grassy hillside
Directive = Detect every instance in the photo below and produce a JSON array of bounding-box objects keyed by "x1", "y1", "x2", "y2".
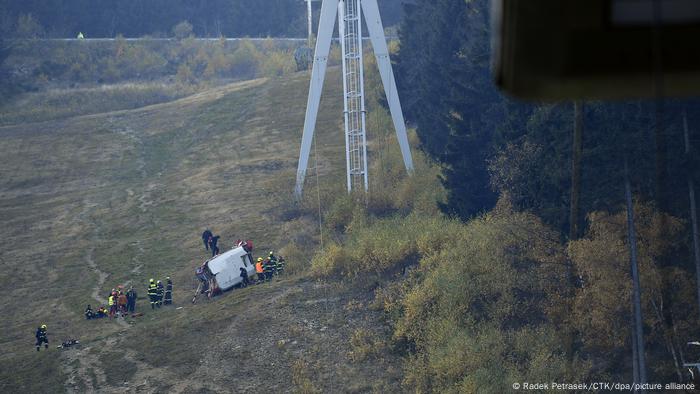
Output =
[
  {"x1": 0, "y1": 82, "x2": 198, "y2": 126},
  {"x1": 0, "y1": 68, "x2": 408, "y2": 392}
]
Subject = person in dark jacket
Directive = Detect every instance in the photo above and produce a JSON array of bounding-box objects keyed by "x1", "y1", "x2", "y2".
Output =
[
  {"x1": 239, "y1": 267, "x2": 249, "y2": 287},
  {"x1": 84, "y1": 305, "x2": 94, "y2": 320},
  {"x1": 275, "y1": 257, "x2": 286, "y2": 276},
  {"x1": 209, "y1": 235, "x2": 221, "y2": 257},
  {"x1": 268, "y1": 251, "x2": 278, "y2": 274},
  {"x1": 35, "y1": 324, "x2": 49, "y2": 351},
  {"x1": 202, "y1": 229, "x2": 212, "y2": 251},
  {"x1": 263, "y1": 258, "x2": 274, "y2": 282},
  {"x1": 156, "y1": 280, "x2": 164, "y2": 307},
  {"x1": 164, "y1": 277, "x2": 173, "y2": 305},
  {"x1": 126, "y1": 287, "x2": 137, "y2": 313}
]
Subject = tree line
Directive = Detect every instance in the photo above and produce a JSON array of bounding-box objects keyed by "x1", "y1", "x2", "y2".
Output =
[{"x1": 0, "y1": 0, "x2": 406, "y2": 39}]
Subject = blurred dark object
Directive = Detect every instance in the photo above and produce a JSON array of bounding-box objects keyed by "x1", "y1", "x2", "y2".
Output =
[{"x1": 492, "y1": 0, "x2": 700, "y2": 100}]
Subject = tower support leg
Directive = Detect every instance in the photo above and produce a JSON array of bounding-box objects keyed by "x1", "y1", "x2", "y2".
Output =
[{"x1": 295, "y1": 0, "x2": 340, "y2": 199}]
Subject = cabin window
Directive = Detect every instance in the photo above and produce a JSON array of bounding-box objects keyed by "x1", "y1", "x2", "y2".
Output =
[{"x1": 240, "y1": 255, "x2": 248, "y2": 267}]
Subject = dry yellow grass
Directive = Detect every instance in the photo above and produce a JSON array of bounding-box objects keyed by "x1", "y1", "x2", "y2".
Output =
[{"x1": 0, "y1": 68, "x2": 385, "y2": 391}]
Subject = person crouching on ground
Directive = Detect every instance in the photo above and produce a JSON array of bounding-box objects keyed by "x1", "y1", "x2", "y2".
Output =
[
  {"x1": 85, "y1": 305, "x2": 94, "y2": 320},
  {"x1": 97, "y1": 305, "x2": 107, "y2": 318}
]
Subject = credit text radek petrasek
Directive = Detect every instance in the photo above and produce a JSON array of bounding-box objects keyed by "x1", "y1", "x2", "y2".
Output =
[{"x1": 517, "y1": 382, "x2": 695, "y2": 391}]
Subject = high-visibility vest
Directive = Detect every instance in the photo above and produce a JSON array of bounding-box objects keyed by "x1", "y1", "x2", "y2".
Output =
[
  {"x1": 108, "y1": 295, "x2": 114, "y2": 306},
  {"x1": 148, "y1": 284, "x2": 157, "y2": 295},
  {"x1": 256, "y1": 262, "x2": 263, "y2": 273}
]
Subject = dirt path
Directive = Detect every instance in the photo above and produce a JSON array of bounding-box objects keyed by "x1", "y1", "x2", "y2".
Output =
[
  {"x1": 74, "y1": 194, "x2": 131, "y2": 332},
  {"x1": 76, "y1": 198, "x2": 109, "y2": 307}
]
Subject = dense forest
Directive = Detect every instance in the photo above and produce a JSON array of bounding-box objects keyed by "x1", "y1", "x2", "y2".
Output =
[
  {"x1": 377, "y1": 0, "x2": 700, "y2": 388},
  {"x1": 396, "y1": 0, "x2": 700, "y2": 229},
  {"x1": 0, "y1": 0, "x2": 405, "y2": 38}
]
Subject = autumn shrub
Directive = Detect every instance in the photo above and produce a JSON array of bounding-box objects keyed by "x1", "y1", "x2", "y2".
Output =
[
  {"x1": 346, "y1": 215, "x2": 424, "y2": 274},
  {"x1": 120, "y1": 42, "x2": 168, "y2": 80},
  {"x1": 389, "y1": 201, "x2": 585, "y2": 392},
  {"x1": 569, "y1": 202, "x2": 696, "y2": 378},
  {"x1": 229, "y1": 40, "x2": 262, "y2": 79},
  {"x1": 278, "y1": 242, "x2": 307, "y2": 276},
  {"x1": 291, "y1": 359, "x2": 320, "y2": 394},
  {"x1": 4, "y1": 36, "x2": 301, "y2": 94},
  {"x1": 310, "y1": 242, "x2": 350, "y2": 278},
  {"x1": 322, "y1": 194, "x2": 357, "y2": 233},
  {"x1": 175, "y1": 64, "x2": 195, "y2": 85},
  {"x1": 259, "y1": 50, "x2": 296, "y2": 78},
  {"x1": 348, "y1": 327, "x2": 385, "y2": 362}
]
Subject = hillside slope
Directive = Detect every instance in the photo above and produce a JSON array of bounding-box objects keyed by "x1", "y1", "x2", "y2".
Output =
[{"x1": 0, "y1": 70, "x2": 402, "y2": 392}]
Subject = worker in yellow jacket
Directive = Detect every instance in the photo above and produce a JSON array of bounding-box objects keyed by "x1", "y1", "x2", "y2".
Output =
[{"x1": 108, "y1": 292, "x2": 116, "y2": 319}]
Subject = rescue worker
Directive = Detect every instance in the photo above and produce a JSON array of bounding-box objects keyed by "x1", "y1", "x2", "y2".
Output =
[
  {"x1": 209, "y1": 235, "x2": 220, "y2": 257},
  {"x1": 202, "y1": 229, "x2": 212, "y2": 251},
  {"x1": 239, "y1": 267, "x2": 249, "y2": 287},
  {"x1": 156, "y1": 280, "x2": 164, "y2": 307},
  {"x1": 97, "y1": 306, "x2": 107, "y2": 318},
  {"x1": 147, "y1": 279, "x2": 158, "y2": 309},
  {"x1": 263, "y1": 257, "x2": 274, "y2": 282},
  {"x1": 255, "y1": 257, "x2": 265, "y2": 283},
  {"x1": 118, "y1": 292, "x2": 128, "y2": 316},
  {"x1": 126, "y1": 286, "x2": 137, "y2": 313},
  {"x1": 108, "y1": 292, "x2": 116, "y2": 318},
  {"x1": 85, "y1": 305, "x2": 94, "y2": 320},
  {"x1": 276, "y1": 256, "x2": 286, "y2": 276},
  {"x1": 35, "y1": 324, "x2": 49, "y2": 351},
  {"x1": 164, "y1": 277, "x2": 173, "y2": 305},
  {"x1": 269, "y1": 251, "x2": 278, "y2": 274}
]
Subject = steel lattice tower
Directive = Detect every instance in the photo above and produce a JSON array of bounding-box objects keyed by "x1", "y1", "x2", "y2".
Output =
[{"x1": 295, "y1": 0, "x2": 413, "y2": 198}]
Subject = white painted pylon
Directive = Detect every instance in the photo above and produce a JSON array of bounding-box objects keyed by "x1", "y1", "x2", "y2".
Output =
[{"x1": 294, "y1": 0, "x2": 414, "y2": 199}]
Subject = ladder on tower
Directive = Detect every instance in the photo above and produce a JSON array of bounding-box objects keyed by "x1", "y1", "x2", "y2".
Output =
[{"x1": 339, "y1": 0, "x2": 368, "y2": 192}]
